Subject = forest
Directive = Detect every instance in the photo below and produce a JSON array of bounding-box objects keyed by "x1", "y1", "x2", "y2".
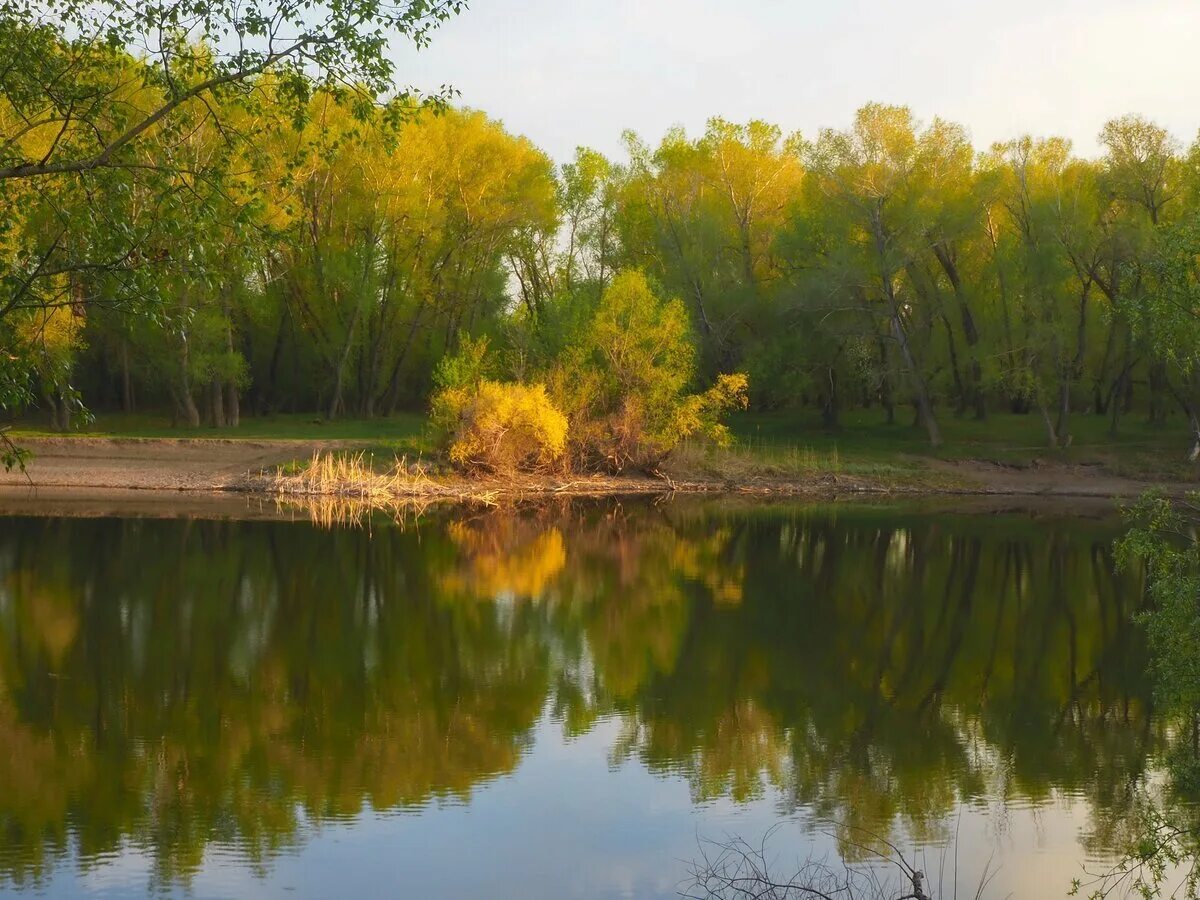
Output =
[{"x1": 4, "y1": 1, "x2": 1200, "y2": 473}]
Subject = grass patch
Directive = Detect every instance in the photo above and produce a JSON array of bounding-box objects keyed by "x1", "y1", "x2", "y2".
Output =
[
  {"x1": 9, "y1": 411, "x2": 433, "y2": 455},
  {"x1": 11, "y1": 406, "x2": 1199, "y2": 484},
  {"x1": 664, "y1": 437, "x2": 965, "y2": 491},
  {"x1": 273, "y1": 450, "x2": 498, "y2": 504},
  {"x1": 274, "y1": 451, "x2": 431, "y2": 498},
  {"x1": 728, "y1": 408, "x2": 1200, "y2": 479}
]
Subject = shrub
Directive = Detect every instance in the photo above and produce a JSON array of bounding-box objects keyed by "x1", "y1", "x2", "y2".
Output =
[
  {"x1": 547, "y1": 270, "x2": 749, "y2": 471},
  {"x1": 430, "y1": 335, "x2": 493, "y2": 436},
  {"x1": 428, "y1": 274, "x2": 749, "y2": 476},
  {"x1": 439, "y1": 379, "x2": 568, "y2": 475},
  {"x1": 671, "y1": 372, "x2": 752, "y2": 447}
]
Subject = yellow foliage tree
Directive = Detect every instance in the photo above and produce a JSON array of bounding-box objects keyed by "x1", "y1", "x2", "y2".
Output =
[{"x1": 440, "y1": 380, "x2": 568, "y2": 475}]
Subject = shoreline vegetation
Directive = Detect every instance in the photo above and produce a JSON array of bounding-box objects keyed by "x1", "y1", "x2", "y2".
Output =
[{"x1": 3, "y1": 408, "x2": 1196, "y2": 506}]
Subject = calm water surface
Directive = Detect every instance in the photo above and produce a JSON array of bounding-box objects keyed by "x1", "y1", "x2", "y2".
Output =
[{"x1": 0, "y1": 500, "x2": 1161, "y2": 897}]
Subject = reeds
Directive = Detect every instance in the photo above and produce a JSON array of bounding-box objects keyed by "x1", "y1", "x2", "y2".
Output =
[
  {"x1": 271, "y1": 451, "x2": 500, "y2": 504},
  {"x1": 274, "y1": 450, "x2": 416, "y2": 498}
]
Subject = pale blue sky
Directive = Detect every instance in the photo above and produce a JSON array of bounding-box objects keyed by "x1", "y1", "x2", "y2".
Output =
[{"x1": 396, "y1": 0, "x2": 1200, "y2": 163}]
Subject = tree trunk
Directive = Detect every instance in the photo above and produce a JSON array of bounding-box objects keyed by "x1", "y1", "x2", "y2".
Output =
[
  {"x1": 1054, "y1": 281, "x2": 1089, "y2": 441},
  {"x1": 209, "y1": 377, "x2": 226, "y2": 428},
  {"x1": 931, "y1": 241, "x2": 985, "y2": 419},
  {"x1": 873, "y1": 209, "x2": 940, "y2": 446},
  {"x1": 178, "y1": 341, "x2": 200, "y2": 428},
  {"x1": 43, "y1": 393, "x2": 62, "y2": 432},
  {"x1": 1109, "y1": 333, "x2": 1135, "y2": 435},
  {"x1": 820, "y1": 368, "x2": 839, "y2": 429},
  {"x1": 225, "y1": 382, "x2": 240, "y2": 428},
  {"x1": 384, "y1": 298, "x2": 428, "y2": 415},
  {"x1": 327, "y1": 293, "x2": 363, "y2": 421},
  {"x1": 878, "y1": 337, "x2": 895, "y2": 425},
  {"x1": 261, "y1": 305, "x2": 290, "y2": 415},
  {"x1": 1053, "y1": 377, "x2": 1072, "y2": 448},
  {"x1": 44, "y1": 392, "x2": 71, "y2": 432},
  {"x1": 180, "y1": 392, "x2": 200, "y2": 428},
  {"x1": 1149, "y1": 360, "x2": 1169, "y2": 426},
  {"x1": 892, "y1": 312, "x2": 942, "y2": 446},
  {"x1": 1109, "y1": 372, "x2": 1125, "y2": 437},
  {"x1": 1036, "y1": 395, "x2": 1059, "y2": 450},
  {"x1": 121, "y1": 340, "x2": 134, "y2": 412},
  {"x1": 940, "y1": 312, "x2": 967, "y2": 416},
  {"x1": 223, "y1": 298, "x2": 240, "y2": 427},
  {"x1": 1092, "y1": 319, "x2": 1118, "y2": 415}
]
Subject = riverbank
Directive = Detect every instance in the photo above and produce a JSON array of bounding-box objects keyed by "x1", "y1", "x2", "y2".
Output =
[{"x1": 0, "y1": 434, "x2": 1192, "y2": 501}]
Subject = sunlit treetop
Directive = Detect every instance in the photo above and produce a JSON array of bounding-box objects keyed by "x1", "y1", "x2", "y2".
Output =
[{"x1": 0, "y1": 0, "x2": 466, "y2": 181}]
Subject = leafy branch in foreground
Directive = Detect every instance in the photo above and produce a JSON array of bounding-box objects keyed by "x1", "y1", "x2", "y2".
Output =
[
  {"x1": 1117, "y1": 491, "x2": 1200, "y2": 785},
  {"x1": 1073, "y1": 490, "x2": 1200, "y2": 899},
  {"x1": 1071, "y1": 806, "x2": 1200, "y2": 900},
  {"x1": 0, "y1": 0, "x2": 465, "y2": 182}
]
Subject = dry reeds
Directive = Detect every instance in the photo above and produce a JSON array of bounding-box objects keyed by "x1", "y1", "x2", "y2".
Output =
[
  {"x1": 274, "y1": 451, "x2": 418, "y2": 498},
  {"x1": 271, "y1": 451, "x2": 500, "y2": 506}
]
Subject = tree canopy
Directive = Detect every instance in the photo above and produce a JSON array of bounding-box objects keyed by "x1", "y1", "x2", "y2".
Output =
[{"x1": 5, "y1": 5, "x2": 1200, "y2": 466}]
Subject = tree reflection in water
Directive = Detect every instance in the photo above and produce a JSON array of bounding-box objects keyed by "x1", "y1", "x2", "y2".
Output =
[{"x1": 0, "y1": 501, "x2": 1155, "y2": 888}]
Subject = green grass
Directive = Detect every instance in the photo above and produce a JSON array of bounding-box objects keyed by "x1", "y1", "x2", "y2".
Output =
[
  {"x1": 10, "y1": 405, "x2": 1199, "y2": 483},
  {"x1": 728, "y1": 408, "x2": 1200, "y2": 479},
  {"x1": 9, "y1": 411, "x2": 433, "y2": 455}
]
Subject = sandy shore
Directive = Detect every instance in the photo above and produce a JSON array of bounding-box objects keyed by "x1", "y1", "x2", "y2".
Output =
[
  {"x1": 0, "y1": 435, "x2": 1188, "y2": 501},
  {"x1": 0, "y1": 436, "x2": 334, "y2": 491}
]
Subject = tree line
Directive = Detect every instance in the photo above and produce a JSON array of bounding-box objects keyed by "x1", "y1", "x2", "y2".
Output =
[{"x1": 4, "y1": 7, "x2": 1200, "y2": 456}]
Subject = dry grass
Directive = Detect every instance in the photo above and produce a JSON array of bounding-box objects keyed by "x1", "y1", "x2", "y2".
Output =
[
  {"x1": 269, "y1": 451, "x2": 507, "y2": 529},
  {"x1": 266, "y1": 443, "x2": 965, "y2": 523},
  {"x1": 272, "y1": 451, "x2": 500, "y2": 504}
]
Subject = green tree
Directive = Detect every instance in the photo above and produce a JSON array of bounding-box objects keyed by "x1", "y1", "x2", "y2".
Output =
[
  {"x1": 545, "y1": 269, "x2": 747, "y2": 470},
  {"x1": 1, "y1": 0, "x2": 465, "y2": 437},
  {"x1": 804, "y1": 104, "x2": 947, "y2": 445}
]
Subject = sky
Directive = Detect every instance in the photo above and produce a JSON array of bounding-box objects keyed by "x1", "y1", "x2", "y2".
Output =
[{"x1": 394, "y1": 0, "x2": 1200, "y2": 165}]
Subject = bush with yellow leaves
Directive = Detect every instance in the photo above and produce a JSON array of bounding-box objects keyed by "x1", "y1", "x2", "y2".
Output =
[
  {"x1": 436, "y1": 379, "x2": 568, "y2": 475},
  {"x1": 545, "y1": 271, "x2": 750, "y2": 471},
  {"x1": 431, "y1": 275, "x2": 749, "y2": 476}
]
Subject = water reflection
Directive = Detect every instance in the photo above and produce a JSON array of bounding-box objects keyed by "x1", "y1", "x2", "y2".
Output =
[{"x1": 0, "y1": 501, "x2": 1154, "y2": 893}]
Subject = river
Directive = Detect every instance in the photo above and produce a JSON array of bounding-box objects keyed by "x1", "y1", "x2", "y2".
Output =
[{"x1": 0, "y1": 498, "x2": 1162, "y2": 897}]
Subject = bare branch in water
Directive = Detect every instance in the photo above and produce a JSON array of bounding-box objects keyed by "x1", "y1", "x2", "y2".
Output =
[{"x1": 682, "y1": 824, "x2": 999, "y2": 900}]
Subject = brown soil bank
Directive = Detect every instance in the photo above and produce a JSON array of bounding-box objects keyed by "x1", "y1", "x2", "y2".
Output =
[
  {"x1": 0, "y1": 436, "x2": 1191, "y2": 500},
  {"x1": 0, "y1": 437, "x2": 333, "y2": 491}
]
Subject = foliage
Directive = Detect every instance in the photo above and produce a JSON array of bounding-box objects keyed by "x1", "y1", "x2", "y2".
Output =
[
  {"x1": 429, "y1": 334, "x2": 493, "y2": 438},
  {"x1": 433, "y1": 334, "x2": 493, "y2": 397},
  {"x1": 0, "y1": 0, "x2": 470, "y2": 436},
  {"x1": 1118, "y1": 492, "x2": 1200, "y2": 784},
  {"x1": 6, "y1": 34, "x2": 1200, "y2": 468},
  {"x1": 439, "y1": 380, "x2": 568, "y2": 475},
  {"x1": 545, "y1": 269, "x2": 748, "y2": 471},
  {"x1": 1090, "y1": 492, "x2": 1200, "y2": 898}
]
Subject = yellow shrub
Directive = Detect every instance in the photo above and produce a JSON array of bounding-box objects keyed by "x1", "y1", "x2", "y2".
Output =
[
  {"x1": 441, "y1": 380, "x2": 568, "y2": 474},
  {"x1": 543, "y1": 270, "x2": 752, "y2": 472}
]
